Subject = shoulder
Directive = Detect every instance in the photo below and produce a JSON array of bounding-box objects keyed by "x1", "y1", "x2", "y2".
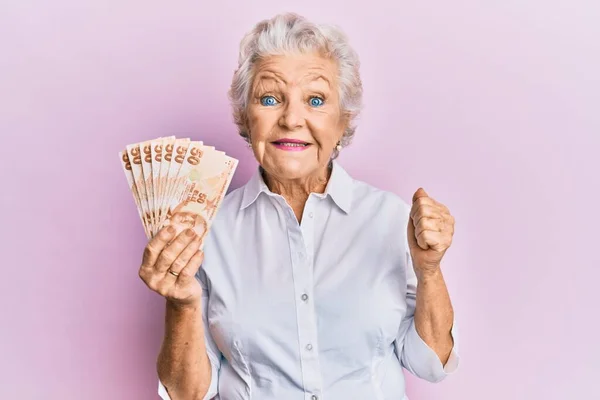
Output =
[
  {"x1": 207, "y1": 184, "x2": 246, "y2": 233},
  {"x1": 347, "y1": 176, "x2": 413, "y2": 263},
  {"x1": 350, "y1": 177, "x2": 411, "y2": 222},
  {"x1": 218, "y1": 184, "x2": 246, "y2": 215}
]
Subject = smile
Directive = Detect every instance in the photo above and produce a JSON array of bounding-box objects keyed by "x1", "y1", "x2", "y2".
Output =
[{"x1": 271, "y1": 139, "x2": 311, "y2": 151}]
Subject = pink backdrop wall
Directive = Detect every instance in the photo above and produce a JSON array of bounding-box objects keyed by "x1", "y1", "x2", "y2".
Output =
[{"x1": 2, "y1": 1, "x2": 599, "y2": 399}]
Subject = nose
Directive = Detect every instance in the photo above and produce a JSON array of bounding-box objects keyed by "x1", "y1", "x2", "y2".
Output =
[{"x1": 278, "y1": 95, "x2": 305, "y2": 130}]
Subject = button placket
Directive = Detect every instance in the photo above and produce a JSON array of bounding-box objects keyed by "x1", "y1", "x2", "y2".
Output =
[
  {"x1": 301, "y1": 198, "x2": 315, "y2": 262},
  {"x1": 288, "y1": 205, "x2": 322, "y2": 396},
  {"x1": 287, "y1": 197, "x2": 323, "y2": 396}
]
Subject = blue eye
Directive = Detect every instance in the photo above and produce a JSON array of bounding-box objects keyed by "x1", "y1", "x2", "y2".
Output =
[
  {"x1": 309, "y1": 97, "x2": 324, "y2": 107},
  {"x1": 261, "y1": 96, "x2": 278, "y2": 106}
]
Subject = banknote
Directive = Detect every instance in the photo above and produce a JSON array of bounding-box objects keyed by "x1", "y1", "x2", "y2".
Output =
[
  {"x1": 120, "y1": 136, "x2": 237, "y2": 240},
  {"x1": 125, "y1": 143, "x2": 152, "y2": 237},
  {"x1": 141, "y1": 141, "x2": 156, "y2": 234},
  {"x1": 161, "y1": 142, "x2": 238, "y2": 241},
  {"x1": 150, "y1": 136, "x2": 175, "y2": 236},
  {"x1": 150, "y1": 139, "x2": 163, "y2": 235},
  {"x1": 163, "y1": 139, "x2": 192, "y2": 221},
  {"x1": 169, "y1": 143, "x2": 214, "y2": 213},
  {"x1": 119, "y1": 150, "x2": 151, "y2": 239},
  {"x1": 156, "y1": 137, "x2": 174, "y2": 229}
]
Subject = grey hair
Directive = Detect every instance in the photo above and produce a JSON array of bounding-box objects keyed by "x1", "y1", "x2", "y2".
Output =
[{"x1": 228, "y1": 12, "x2": 363, "y2": 159}]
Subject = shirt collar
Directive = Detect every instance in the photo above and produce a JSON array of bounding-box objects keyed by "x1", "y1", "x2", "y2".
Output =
[{"x1": 240, "y1": 160, "x2": 353, "y2": 214}]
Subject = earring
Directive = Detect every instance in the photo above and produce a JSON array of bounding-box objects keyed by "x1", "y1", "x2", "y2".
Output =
[{"x1": 336, "y1": 141, "x2": 342, "y2": 151}]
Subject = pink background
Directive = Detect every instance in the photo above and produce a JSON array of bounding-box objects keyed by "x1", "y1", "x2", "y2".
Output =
[{"x1": 2, "y1": 1, "x2": 599, "y2": 399}]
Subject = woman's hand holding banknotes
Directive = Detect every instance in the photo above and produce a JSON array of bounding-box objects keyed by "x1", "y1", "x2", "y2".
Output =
[{"x1": 138, "y1": 226, "x2": 204, "y2": 308}]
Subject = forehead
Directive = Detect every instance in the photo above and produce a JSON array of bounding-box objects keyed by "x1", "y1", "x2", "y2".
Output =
[{"x1": 253, "y1": 53, "x2": 338, "y2": 87}]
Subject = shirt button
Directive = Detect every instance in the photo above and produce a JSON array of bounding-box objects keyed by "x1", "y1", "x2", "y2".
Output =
[
  {"x1": 306, "y1": 344, "x2": 313, "y2": 351},
  {"x1": 311, "y1": 395, "x2": 318, "y2": 400},
  {"x1": 309, "y1": 212, "x2": 314, "y2": 218},
  {"x1": 301, "y1": 294, "x2": 309, "y2": 301}
]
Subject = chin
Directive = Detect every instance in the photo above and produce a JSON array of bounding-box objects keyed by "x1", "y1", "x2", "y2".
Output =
[{"x1": 270, "y1": 157, "x2": 316, "y2": 180}]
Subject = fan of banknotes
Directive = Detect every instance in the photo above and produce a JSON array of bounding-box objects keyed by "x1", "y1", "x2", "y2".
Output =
[{"x1": 119, "y1": 136, "x2": 238, "y2": 241}]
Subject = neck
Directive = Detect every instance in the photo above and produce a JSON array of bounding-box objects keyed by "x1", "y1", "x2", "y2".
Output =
[{"x1": 262, "y1": 163, "x2": 332, "y2": 221}]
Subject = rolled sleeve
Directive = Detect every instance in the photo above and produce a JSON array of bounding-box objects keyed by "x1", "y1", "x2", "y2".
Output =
[
  {"x1": 158, "y1": 356, "x2": 219, "y2": 400},
  {"x1": 157, "y1": 268, "x2": 221, "y2": 400},
  {"x1": 158, "y1": 379, "x2": 171, "y2": 400},
  {"x1": 400, "y1": 316, "x2": 460, "y2": 382}
]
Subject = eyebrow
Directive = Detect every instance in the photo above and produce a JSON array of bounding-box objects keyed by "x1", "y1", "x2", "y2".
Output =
[
  {"x1": 306, "y1": 73, "x2": 331, "y2": 88},
  {"x1": 255, "y1": 71, "x2": 287, "y2": 85}
]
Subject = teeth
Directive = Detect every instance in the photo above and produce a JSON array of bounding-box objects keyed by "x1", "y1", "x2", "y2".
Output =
[{"x1": 278, "y1": 143, "x2": 306, "y2": 147}]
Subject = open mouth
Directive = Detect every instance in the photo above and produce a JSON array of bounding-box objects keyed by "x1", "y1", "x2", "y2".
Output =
[
  {"x1": 271, "y1": 139, "x2": 311, "y2": 150},
  {"x1": 272, "y1": 141, "x2": 310, "y2": 147}
]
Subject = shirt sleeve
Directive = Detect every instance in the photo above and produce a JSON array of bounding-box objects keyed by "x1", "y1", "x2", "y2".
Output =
[
  {"x1": 157, "y1": 268, "x2": 222, "y2": 400},
  {"x1": 394, "y1": 235, "x2": 460, "y2": 383}
]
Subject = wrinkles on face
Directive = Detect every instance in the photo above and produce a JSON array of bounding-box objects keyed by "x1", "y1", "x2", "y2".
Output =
[{"x1": 246, "y1": 53, "x2": 347, "y2": 202}]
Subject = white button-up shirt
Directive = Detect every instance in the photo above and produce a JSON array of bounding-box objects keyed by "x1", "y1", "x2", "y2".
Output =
[{"x1": 158, "y1": 161, "x2": 459, "y2": 400}]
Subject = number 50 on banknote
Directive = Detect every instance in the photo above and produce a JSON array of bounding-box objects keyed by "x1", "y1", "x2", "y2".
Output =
[{"x1": 119, "y1": 137, "x2": 238, "y2": 241}]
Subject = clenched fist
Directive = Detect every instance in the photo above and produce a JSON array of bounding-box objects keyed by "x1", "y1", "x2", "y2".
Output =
[
  {"x1": 407, "y1": 188, "x2": 455, "y2": 274},
  {"x1": 138, "y1": 226, "x2": 205, "y2": 307}
]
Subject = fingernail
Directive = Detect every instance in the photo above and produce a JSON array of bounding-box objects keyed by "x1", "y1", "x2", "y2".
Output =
[
  {"x1": 186, "y1": 229, "x2": 195, "y2": 237},
  {"x1": 167, "y1": 226, "x2": 175, "y2": 234}
]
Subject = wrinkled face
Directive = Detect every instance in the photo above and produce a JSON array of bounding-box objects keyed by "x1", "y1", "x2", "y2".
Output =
[{"x1": 246, "y1": 52, "x2": 347, "y2": 181}]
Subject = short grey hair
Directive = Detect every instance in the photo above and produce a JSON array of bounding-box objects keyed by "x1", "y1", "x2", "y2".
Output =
[{"x1": 228, "y1": 12, "x2": 363, "y2": 158}]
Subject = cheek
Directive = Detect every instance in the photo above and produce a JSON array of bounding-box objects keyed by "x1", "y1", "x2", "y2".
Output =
[
  {"x1": 311, "y1": 113, "x2": 344, "y2": 147},
  {"x1": 247, "y1": 108, "x2": 277, "y2": 140}
]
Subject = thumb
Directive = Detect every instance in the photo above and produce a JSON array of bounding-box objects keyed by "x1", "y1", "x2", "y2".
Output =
[
  {"x1": 412, "y1": 187, "x2": 429, "y2": 204},
  {"x1": 408, "y1": 187, "x2": 428, "y2": 252}
]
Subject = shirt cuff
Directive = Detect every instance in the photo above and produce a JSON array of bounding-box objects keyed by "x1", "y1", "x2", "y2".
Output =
[
  {"x1": 402, "y1": 317, "x2": 460, "y2": 382},
  {"x1": 157, "y1": 358, "x2": 220, "y2": 400},
  {"x1": 158, "y1": 379, "x2": 172, "y2": 400}
]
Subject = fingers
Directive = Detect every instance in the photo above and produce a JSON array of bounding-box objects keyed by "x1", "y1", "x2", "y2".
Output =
[
  {"x1": 409, "y1": 190, "x2": 455, "y2": 253},
  {"x1": 410, "y1": 199, "x2": 450, "y2": 227},
  {"x1": 141, "y1": 226, "x2": 177, "y2": 269},
  {"x1": 416, "y1": 229, "x2": 442, "y2": 251},
  {"x1": 177, "y1": 249, "x2": 205, "y2": 283},
  {"x1": 414, "y1": 217, "x2": 443, "y2": 238},
  {"x1": 412, "y1": 189, "x2": 449, "y2": 212},
  {"x1": 165, "y1": 235, "x2": 202, "y2": 278},
  {"x1": 140, "y1": 227, "x2": 175, "y2": 279},
  {"x1": 154, "y1": 229, "x2": 198, "y2": 273},
  {"x1": 415, "y1": 225, "x2": 453, "y2": 251}
]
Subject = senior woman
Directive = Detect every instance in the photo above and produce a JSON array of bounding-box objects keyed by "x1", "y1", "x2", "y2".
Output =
[{"x1": 139, "y1": 13, "x2": 459, "y2": 400}]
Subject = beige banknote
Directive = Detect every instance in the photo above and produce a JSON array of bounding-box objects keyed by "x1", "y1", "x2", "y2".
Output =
[
  {"x1": 170, "y1": 143, "x2": 214, "y2": 211},
  {"x1": 150, "y1": 139, "x2": 163, "y2": 234},
  {"x1": 159, "y1": 138, "x2": 189, "y2": 229},
  {"x1": 155, "y1": 137, "x2": 174, "y2": 230},
  {"x1": 160, "y1": 142, "x2": 238, "y2": 242},
  {"x1": 119, "y1": 150, "x2": 151, "y2": 239},
  {"x1": 158, "y1": 139, "x2": 175, "y2": 228},
  {"x1": 125, "y1": 143, "x2": 152, "y2": 237},
  {"x1": 162, "y1": 139, "x2": 193, "y2": 225},
  {"x1": 121, "y1": 136, "x2": 237, "y2": 240},
  {"x1": 150, "y1": 136, "x2": 175, "y2": 234},
  {"x1": 141, "y1": 141, "x2": 156, "y2": 234}
]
